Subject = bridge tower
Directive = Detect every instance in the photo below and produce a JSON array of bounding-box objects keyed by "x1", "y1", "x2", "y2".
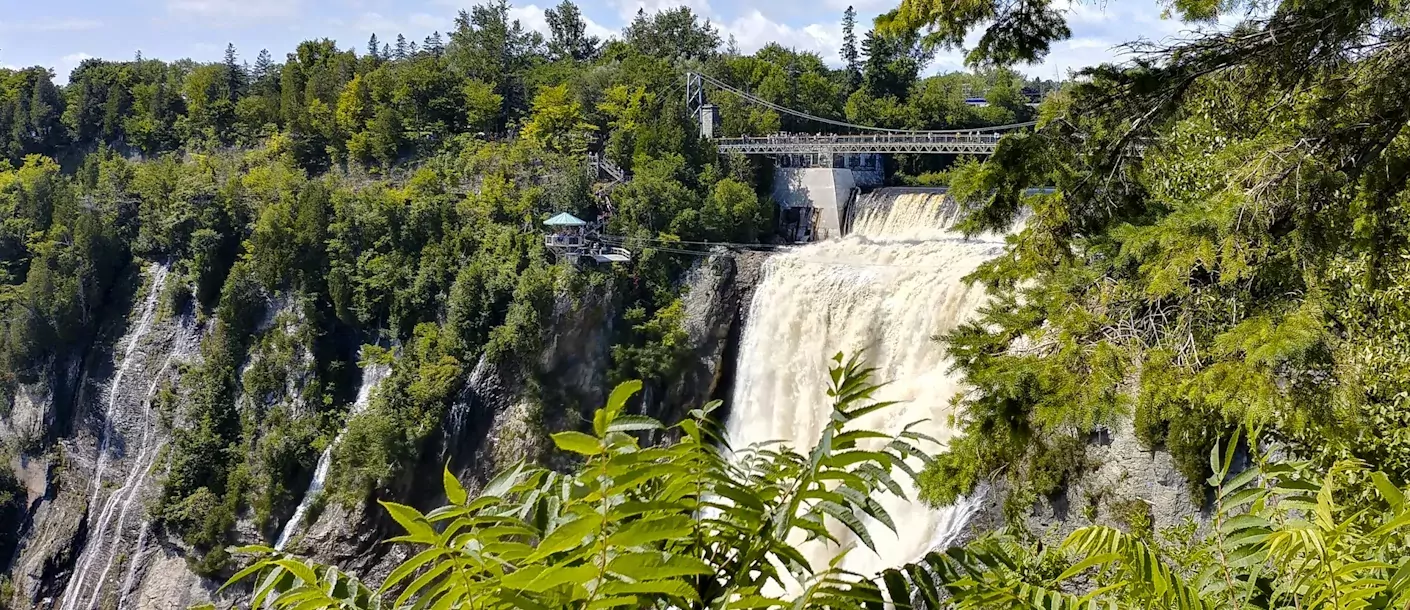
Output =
[{"x1": 685, "y1": 73, "x2": 719, "y2": 139}]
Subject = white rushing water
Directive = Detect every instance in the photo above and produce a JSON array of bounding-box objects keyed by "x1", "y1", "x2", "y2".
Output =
[
  {"x1": 274, "y1": 361, "x2": 392, "y2": 551},
  {"x1": 726, "y1": 190, "x2": 1000, "y2": 580},
  {"x1": 62, "y1": 264, "x2": 172, "y2": 610}
]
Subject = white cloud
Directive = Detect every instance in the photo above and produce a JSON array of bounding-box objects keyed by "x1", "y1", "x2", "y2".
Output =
[
  {"x1": 409, "y1": 13, "x2": 449, "y2": 31},
  {"x1": 820, "y1": 0, "x2": 891, "y2": 11},
  {"x1": 167, "y1": 0, "x2": 299, "y2": 20},
  {"x1": 0, "y1": 18, "x2": 104, "y2": 32},
  {"x1": 507, "y1": 4, "x2": 616, "y2": 42},
  {"x1": 508, "y1": 5, "x2": 552, "y2": 35},
  {"x1": 354, "y1": 12, "x2": 404, "y2": 34},
  {"x1": 607, "y1": 0, "x2": 711, "y2": 23},
  {"x1": 722, "y1": 11, "x2": 843, "y2": 65},
  {"x1": 1058, "y1": 0, "x2": 1117, "y2": 26}
]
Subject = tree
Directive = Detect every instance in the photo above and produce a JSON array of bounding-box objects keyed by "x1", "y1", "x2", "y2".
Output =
[
  {"x1": 252, "y1": 49, "x2": 275, "y2": 84},
  {"x1": 520, "y1": 84, "x2": 594, "y2": 154},
  {"x1": 446, "y1": 0, "x2": 545, "y2": 127},
  {"x1": 884, "y1": 0, "x2": 1071, "y2": 66},
  {"x1": 222, "y1": 43, "x2": 246, "y2": 102},
  {"x1": 366, "y1": 33, "x2": 381, "y2": 60},
  {"x1": 0, "y1": 68, "x2": 67, "y2": 162},
  {"x1": 423, "y1": 31, "x2": 445, "y2": 57},
  {"x1": 462, "y1": 79, "x2": 503, "y2": 133},
  {"x1": 545, "y1": 0, "x2": 600, "y2": 61},
  {"x1": 897, "y1": 0, "x2": 1410, "y2": 509},
  {"x1": 394, "y1": 34, "x2": 409, "y2": 60},
  {"x1": 841, "y1": 6, "x2": 861, "y2": 90},
  {"x1": 334, "y1": 74, "x2": 372, "y2": 136},
  {"x1": 622, "y1": 7, "x2": 720, "y2": 62},
  {"x1": 860, "y1": 17, "x2": 932, "y2": 99}
]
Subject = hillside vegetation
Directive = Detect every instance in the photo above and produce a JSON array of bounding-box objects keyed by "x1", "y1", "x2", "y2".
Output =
[{"x1": 0, "y1": 0, "x2": 1041, "y2": 588}]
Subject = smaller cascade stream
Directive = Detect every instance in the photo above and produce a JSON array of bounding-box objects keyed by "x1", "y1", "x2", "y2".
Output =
[
  {"x1": 61, "y1": 264, "x2": 179, "y2": 610},
  {"x1": 274, "y1": 362, "x2": 392, "y2": 551},
  {"x1": 84, "y1": 265, "x2": 167, "y2": 507}
]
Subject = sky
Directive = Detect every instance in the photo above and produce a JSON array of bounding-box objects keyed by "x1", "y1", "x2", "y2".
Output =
[{"x1": 0, "y1": 0, "x2": 1203, "y2": 84}]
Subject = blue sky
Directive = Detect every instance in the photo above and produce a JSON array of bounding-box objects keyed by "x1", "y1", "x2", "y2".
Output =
[{"x1": 0, "y1": 0, "x2": 1200, "y2": 84}]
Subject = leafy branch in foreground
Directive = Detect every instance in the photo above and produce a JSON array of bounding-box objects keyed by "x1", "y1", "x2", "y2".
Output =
[
  {"x1": 899, "y1": 430, "x2": 1410, "y2": 610},
  {"x1": 222, "y1": 352, "x2": 933, "y2": 609}
]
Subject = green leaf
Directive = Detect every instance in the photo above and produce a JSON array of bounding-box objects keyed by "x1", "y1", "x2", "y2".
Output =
[
  {"x1": 607, "y1": 515, "x2": 693, "y2": 547},
  {"x1": 1217, "y1": 468, "x2": 1260, "y2": 500},
  {"x1": 1373, "y1": 472, "x2": 1405, "y2": 510},
  {"x1": 230, "y1": 544, "x2": 277, "y2": 555},
  {"x1": 221, "y1": 559, "x2": 274, "y2": 592},
  {"x1": 443, "y1": 465, "x2": 468, "y2": 506},
  {"x1": 601, "y1": 579, "x2": 699, "y2": 600},
  {"x1": 906, "y1": 563, "x2": 942, "y2": 610},
  {"x1": 528, "y1": 514, "x2": 599, "y2": 561},
  {"x1": 602, "y1": 380, "x2": 643, "y2": 429},
  {"x1": 817, "y1": 500, "x2": 876, "y2": 552},
  {"x1": 608, "y1": 414, "x2": 663, "y2": 433},
  {"x1": 481, "y1": 461, "x2": 529, "y2": 499},
  {"x1": 586, "y1": 596, "x2": 640, "y2": 609},
  {"x1": 380, "y1": 547, "x2": 448, "y2": 593},
  {"x1": 381, "y1": 501, "x2": 437, "y2": 543},
  {"x1": 608, "y1": 552, "x2": 714, "y2": 579},
  {"x1": 1057, "y1": 552, "x2": 1120, "y2": 582},
  {"x1": 553, "y1": 431, "x2": 603, "y2": 456},
  {"x1": 273, "y1": 558, "x2": 319, "y2": 586},
  {"x1": 881, "y1": 569, "x2": 912, "y2": 609},
  {"x1": 502, "y1": 564, "x2": 599, "y2": 593}
]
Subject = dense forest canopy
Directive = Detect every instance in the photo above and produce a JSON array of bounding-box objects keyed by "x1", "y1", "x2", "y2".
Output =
[
  {"x1": 225, "y1": 0, "x2": 1410, "y2": 606},
  {"x1": 0, "y1": 0, "x2": 1048, "y2": 580}
]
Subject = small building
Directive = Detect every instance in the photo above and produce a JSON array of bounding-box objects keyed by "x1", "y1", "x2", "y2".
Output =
[{"x1": 544, "y1": 212, "x2": 631, "y2": 265}]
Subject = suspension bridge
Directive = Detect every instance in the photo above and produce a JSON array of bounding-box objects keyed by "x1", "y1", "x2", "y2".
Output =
[{"x1": 685, "y1": 72, "x2": 1035, "y2": 156}]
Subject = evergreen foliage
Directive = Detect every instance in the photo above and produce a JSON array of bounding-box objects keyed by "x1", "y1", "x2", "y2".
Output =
[{"x1": 888, "y1": 0, "x2": 1410, "y2": 512}]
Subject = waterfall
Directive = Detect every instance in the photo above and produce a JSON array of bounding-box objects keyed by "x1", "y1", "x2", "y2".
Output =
[
  {"x1": 84, "y1": 265, "x2": 167, "y2": 508},
  {"x1": 726, "y1": 189, "x2": 1000, "y2": 579},
  {"x1": 274, "y1": 361, "x2": 392, "y2": 551},
  {"x1": 61, "y1": 264, "x2": 182, "y2": 610}
]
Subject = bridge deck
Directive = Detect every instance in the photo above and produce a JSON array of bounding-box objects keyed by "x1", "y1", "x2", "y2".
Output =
[{"x1": 713, "y1": 133, "x2": 1002, "y2": 155}]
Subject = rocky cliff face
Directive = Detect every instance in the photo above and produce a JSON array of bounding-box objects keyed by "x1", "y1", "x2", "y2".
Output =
[
  {"x1": 953, "y1": 419, "x2": 1208, "y2": 548},
  {"x1": 4, "y1": 264, "x2": 211, "y2": 610},
  {"x1": 2, "y1": 253, "x2": 769, "y2": 609},
  {"x1": 653, "y1": 251, "x2": 766, "y2": 431}
]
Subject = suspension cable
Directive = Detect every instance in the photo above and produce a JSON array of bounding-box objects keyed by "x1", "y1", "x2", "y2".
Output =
[{"x1": 694, "y1": 72, "x2": 1037, "y2": 135}]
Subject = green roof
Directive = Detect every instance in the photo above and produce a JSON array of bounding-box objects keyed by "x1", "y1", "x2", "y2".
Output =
[{"x1": 545, "y1": 212, "x2": 587, "y2": 226}]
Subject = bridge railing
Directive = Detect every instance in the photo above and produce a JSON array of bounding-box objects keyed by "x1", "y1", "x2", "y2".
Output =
[
  {"x1": 711, "y1": 132, "x2": 1005, "y2": 155},
  {"x1": 715, "y1": 132, "x2": 1004, "y2": 145}
]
